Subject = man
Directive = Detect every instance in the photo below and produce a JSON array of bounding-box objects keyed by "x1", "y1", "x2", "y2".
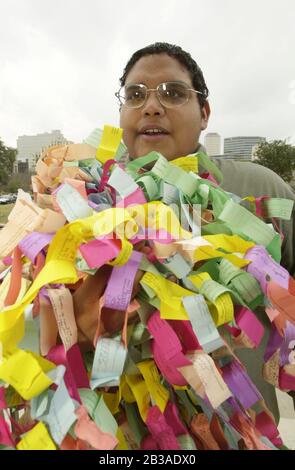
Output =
[
  {"x1": 118, "y1": 42, "x2": 295, "y2": 275},
  {"x1": 75, "y1": 42, "x2": 295, "y2": 422}
]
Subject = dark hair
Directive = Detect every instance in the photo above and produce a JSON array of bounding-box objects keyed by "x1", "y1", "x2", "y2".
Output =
[{"x1": 119, "y1": 42, "x2": 209, "y2": 107}]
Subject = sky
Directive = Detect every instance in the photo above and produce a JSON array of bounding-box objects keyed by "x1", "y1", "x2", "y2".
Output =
[{"x1": 0, "y1": 0, "x2": 295, "y2": 150}]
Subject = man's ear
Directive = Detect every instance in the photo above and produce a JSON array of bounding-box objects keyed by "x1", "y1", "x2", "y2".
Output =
[{"x1": 200, "y1": 101, "x2": 211, "y2": 130}]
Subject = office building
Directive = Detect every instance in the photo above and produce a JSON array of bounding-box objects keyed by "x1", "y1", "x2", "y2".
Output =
[
  {"x1": 224, "y1": 136, "x2": 266, "y2": 160},
  {"x1": 204, "y1": 132, "x2": 222, "y2": 156}
]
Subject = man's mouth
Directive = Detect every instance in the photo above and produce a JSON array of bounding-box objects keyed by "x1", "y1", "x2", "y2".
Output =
[{"x1": 138, "y1": 126, "x2": 169, "y2": 141}]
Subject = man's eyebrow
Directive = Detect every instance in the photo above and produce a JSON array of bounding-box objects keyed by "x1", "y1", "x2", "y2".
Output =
[
  {"x1": 124, "y1": 81, "x2": 146, "y2": 86},
  {"x1": 124, "y1": 79, "x2": 191, "y2": 86}
]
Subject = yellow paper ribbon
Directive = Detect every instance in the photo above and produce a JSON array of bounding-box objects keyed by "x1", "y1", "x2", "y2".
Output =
[
  {"x1": 141, "y1": 272, "x2": 194, "y2": 320},
  {"x1": 171, "y1": 155, "x2": 198, "y2": 173},
  {"x1": 137, "y1": 359, "x2": 169, "y2": 413},
  {"x1": 0, "y1": 349, "x2": 55, "y2": 400},
  {"x1": 125, "y1": 374, "x2": 150, "y2": 422},
  {"x1": 188, "y1": 273, "x2": 234, "y2": 326},
  {"x1": 96, "y1": 125, "x2": 123, "y2": 164},
  {"x1": 17, "y1": 422, "x2": 56, "y2": 450},
  {"x1": 203, "y1": 234, "x2": 254, "y2": 254}
]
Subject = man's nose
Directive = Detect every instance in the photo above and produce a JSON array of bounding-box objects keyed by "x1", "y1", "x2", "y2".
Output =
[{"x1": 141, "y1": 90, "x2": 165, "y2": 116}]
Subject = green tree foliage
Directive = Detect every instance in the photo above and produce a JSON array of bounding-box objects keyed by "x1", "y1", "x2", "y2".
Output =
[
  {"x1": 254, "y1": 140, "x2": 295, "y2": 183},
  {"x1": 6, "y1": 173, "x2": 32, "y2": 193},
  {"x1": 0, "y1": 138, "x2": 16, "y2": 187}
]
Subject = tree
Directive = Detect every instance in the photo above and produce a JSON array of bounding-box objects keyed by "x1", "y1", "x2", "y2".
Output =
[
  {"x1": 254, "y1": 140, "x2": 295, "y2": 183},
  {"x1": 0, "y1": 138, "x2": 16, "y2": 188},
  {"x1": 5, "y1": 173, "x2": 32, "y2": 193}
]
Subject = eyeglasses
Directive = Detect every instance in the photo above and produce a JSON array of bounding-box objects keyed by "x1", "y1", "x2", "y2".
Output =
[{"x1": 115, "y1": 81, "x2": 203, "y2": 109}]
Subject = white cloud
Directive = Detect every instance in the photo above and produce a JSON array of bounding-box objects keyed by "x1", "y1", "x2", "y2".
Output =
[{"x1": 0, "y1": 0, "x2": 295, "y2": 147}]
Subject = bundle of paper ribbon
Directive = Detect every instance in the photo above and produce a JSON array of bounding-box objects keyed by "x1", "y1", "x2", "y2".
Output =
[{"x1": 0, "y1": 125, "x2": 295, "y2": 450}]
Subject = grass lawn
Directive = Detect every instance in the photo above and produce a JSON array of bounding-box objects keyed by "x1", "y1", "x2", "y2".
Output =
[{"x1": 0, "y1": 203, "x2": 14, "y2": 224}]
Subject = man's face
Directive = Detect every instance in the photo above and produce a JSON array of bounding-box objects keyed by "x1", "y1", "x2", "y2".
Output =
[{"x1": 119, "y1": 53, "x2": 210, "y2": 161}]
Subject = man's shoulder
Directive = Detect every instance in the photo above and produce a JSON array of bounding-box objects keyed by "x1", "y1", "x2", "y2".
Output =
[
  {"x1": 211, "y1": 157, "x2": 295, "y2": 199},
  {"x1": 212, "y1": 157, "x2": 281, "y2": 181}
]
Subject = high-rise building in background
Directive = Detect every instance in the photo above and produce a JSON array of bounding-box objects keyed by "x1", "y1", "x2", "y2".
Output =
[
  {"x1": 224, "y1": 136, "x2": 266, "y2": 160},
  {"x1": 16, "y1": 130, "x2": 70, "y2": 172},
  {"x1": 204, "y1": 132, "x2": 222, "y2": 156},
  {"x1": 251, "y1": 144, "x2": 260, "y2": 161}
]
